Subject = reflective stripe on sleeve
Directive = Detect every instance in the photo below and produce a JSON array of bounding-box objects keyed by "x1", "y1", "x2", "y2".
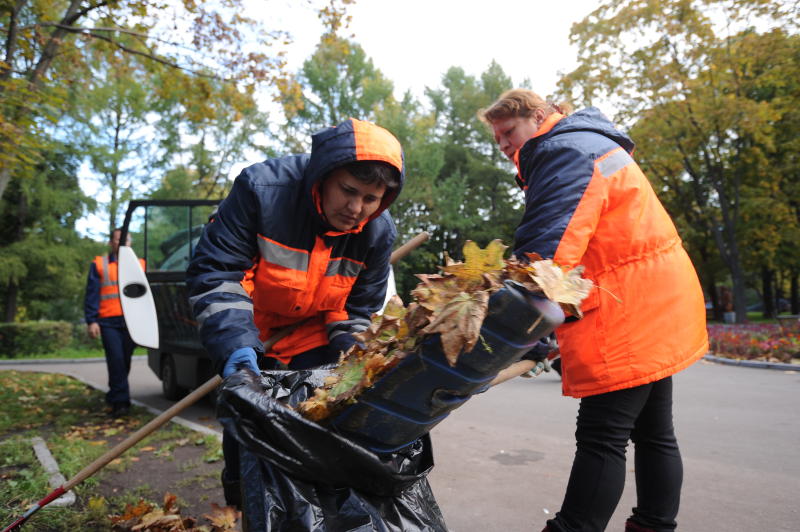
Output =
[
  {"x1": 597, "y1": 149, "x2": 633, "y2": 178},
  {"x1": 327, "y1": 318, "x2": 370, "y2": 337},
  {"x1": 188, "y1": 282, "x2": 250, "y2": 307},
  {"x1": 196, "y1": 301, "x2": 254, "y2": 327}
]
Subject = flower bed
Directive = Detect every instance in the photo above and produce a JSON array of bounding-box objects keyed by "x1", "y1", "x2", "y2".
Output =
[{"x1": 707, "y1": 323, "x2": 800, "y2": 363}]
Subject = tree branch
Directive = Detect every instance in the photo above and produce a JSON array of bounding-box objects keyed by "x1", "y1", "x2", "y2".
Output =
[
  {"x1": 82, "y1": 31, "x2": 221, "y2": 80},
  {"x1": 29, "y1": 0, "x2": 85, "y2": 86},
  {"x1": 66, "y1": 1, "x2": 111, "y2": 26},
  {"x1": 33, "y1": 23, "x2": 200, "y2": 53}
]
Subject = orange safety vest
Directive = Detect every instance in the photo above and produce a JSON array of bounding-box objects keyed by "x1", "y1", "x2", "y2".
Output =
[
  {"x1": 93, "y1": 255, "x2": 146, "y2": 318},
  {"x1": 243, "y1": 234, "x2": 365, "y2": 363}
]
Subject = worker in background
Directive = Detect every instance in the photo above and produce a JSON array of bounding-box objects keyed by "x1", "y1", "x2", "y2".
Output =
[{"x1": 84, "y1": 228, "x2": 144, "y2": 418}]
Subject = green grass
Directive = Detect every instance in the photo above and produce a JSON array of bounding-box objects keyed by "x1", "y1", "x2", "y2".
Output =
[
  {"x1": 0, "y1": 370, "x2": 221, "y2": 530},
  {"x1": 745, "y1": 312, "x2": 778, "y2": 323},
  {"x1": 0, "y1": 346, "x2": 147, "y2": 360},
  {"x1": 707, "y1": 314, "x2": 781, "y2": 325}
]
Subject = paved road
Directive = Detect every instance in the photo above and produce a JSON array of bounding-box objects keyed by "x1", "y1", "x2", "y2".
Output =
[{"x1": 3, "y1": 357, "x2": 798, "y2": 531}]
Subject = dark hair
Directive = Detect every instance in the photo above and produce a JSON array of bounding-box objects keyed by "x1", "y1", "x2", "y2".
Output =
[
  {"x1": 341, "y1": 160, "x2": 400, "y2": 189},
  {"x1": 110, "y1": 227, "x2": 131, "y2": 244}
]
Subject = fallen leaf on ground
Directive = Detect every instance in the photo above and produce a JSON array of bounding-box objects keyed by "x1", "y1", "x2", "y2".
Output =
[{"x1": 203, "y1": 503, "x2": 240, "y2": 530}]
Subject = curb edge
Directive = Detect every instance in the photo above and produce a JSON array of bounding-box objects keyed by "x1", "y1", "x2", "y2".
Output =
[{"x1": 703, "y1": 353, "x2": 799, "y2": 371}]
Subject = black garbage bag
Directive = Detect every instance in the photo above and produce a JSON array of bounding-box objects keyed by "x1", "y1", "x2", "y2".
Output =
[{"x1": 217, "y1": 368, "x2": 448, "y2": 532}]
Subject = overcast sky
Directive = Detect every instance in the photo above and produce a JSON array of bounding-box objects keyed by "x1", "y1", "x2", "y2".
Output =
[
  {"x1": 279, "y1": 0, "x2": 601, "y2": 100},
  {"x1": 78, "y1": 0, "x2": 601, "y2": 238}
]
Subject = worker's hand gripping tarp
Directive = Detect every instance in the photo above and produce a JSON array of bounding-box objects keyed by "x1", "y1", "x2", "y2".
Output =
[{"x1": 216, "y1": 368, "x2": 447, "y2": 532}]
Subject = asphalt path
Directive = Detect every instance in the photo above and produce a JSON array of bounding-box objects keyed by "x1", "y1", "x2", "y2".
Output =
[{"x1": 3, "y1": 357, "x2": 798, "y2": 531}]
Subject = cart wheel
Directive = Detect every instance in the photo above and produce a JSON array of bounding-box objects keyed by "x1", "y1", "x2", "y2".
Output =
[{"x1": 162, "y1": 354, "x2": 186, "y2": 400}]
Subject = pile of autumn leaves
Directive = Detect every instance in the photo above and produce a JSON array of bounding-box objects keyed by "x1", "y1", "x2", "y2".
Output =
[
  {"x1": 110, "y1": 493, "x2": 238, "y2": 531},
  {"x1": 297, "y1": 240, "x2": 592, "y2": 422}
]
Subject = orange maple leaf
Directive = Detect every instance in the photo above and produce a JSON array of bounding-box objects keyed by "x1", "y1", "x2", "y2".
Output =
[
  {"x1": 110, "y1": 499, "x2": 152, "y2": 524},
  {"x1": 421, "y1": 290, "x2": 490, "y2": 365}
]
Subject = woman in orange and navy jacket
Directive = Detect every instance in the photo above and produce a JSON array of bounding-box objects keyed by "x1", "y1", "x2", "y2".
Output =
[
  {"x1": 186, "y1": 118, "x2": 405, "y2": 507},
  {"x1": 480, "y1": 89, "x2": 708, "y2": 532}
]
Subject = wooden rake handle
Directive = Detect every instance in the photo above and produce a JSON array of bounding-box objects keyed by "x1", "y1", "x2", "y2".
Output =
[
  {"x1": 1, "y1": 376, "x2": 223, "y2": 532},
  {"x1": 390, "y1": 231, "x2": 429, "y2": 265},
  {"x1": 72, "y1": 230, "x2": 432, "y2": 487},
  {"x1": 488, "y1": 359, "x2": 538, "y2": 387},
  {"x1": 63, "y1": 374, "x2": 223, "y2": 491},
  {"x1": 3, "y1": 229, "x2": 435, "y2": 531}
]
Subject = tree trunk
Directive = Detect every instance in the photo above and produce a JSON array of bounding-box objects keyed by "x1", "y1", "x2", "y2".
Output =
[
  {"x1": 3, "y1": 282, "x2": 18, "y2": 323},
  {"x1": 0, "y1": 167, "x2": 11, "y2": 209},
  {"x1": 711, "y1": 223, "x2": 748, "y2": 323},
  {"x1": 732, "y1": 271, "x2": 748, "y2": 323},
  {"x1": 706, "y1": 279, "x2": 719, "y2": 321},
  {"x1": 761, "y1": 267, "x2": 775, "y2": 319},
  {"x1": 791, "y1": 271, "x2": 799, "y2": 315}
]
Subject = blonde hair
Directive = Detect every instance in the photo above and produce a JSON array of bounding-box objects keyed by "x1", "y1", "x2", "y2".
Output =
[{"x1": 478, "y1": 88, "x2": 573, "y2": 124}]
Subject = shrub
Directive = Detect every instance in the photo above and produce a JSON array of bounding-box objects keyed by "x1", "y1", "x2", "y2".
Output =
[
  {"x1": 70, "y1": 322, "x2": 102, "y2": 350},
  {"x1": 0, "y1": 321, "x2": 73, "y2": 357}
]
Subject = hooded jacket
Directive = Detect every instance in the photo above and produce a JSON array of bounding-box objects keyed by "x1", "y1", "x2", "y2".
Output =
[
  {"x1": 513, "y1": 108, "x2": 708, "y2": 398},
  {"x1": 187, "y1": 119, "x2": 404, "y2": 373}
]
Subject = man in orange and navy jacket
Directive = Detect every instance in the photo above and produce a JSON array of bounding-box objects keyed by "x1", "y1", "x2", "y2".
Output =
[
  {"x1": 186, "y1": 118, "x2": 405, "y2": 507},
  {"x1": 84, "y1": 228, "x2": 144, "y2": 418}
]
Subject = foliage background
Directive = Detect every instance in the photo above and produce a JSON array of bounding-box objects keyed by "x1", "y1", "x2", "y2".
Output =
[{"x1": 0, "y1": 0, "x2": 798, "y2": 326}]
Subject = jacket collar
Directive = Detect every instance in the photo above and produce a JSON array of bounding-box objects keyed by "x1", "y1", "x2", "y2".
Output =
[{"x1": 512, "y1": 113, "x2": 565, "y2": 187}]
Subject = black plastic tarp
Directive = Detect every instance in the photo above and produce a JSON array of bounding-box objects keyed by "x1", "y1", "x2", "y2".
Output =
[{"x1": 217, "y1": 369, "x2": 448, "y2": 532}]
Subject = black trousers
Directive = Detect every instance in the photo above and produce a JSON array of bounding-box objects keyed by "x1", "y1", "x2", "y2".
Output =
[
  {"x1": 100, "y1": 324, "x2": 136, "y2": 406},
  {"x1": 221, "y1": 344, "x2": 340, "y2": 493},
  {"x1": 547, "y1": 377, "x2": 683, "y2": 532}
]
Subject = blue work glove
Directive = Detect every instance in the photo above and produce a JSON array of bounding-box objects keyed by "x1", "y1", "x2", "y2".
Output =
[
  {"x1": 521, "y1": 335, "x2": 554, "y2": 363},
  {"x1": 222, "y1": 347, "x2": 259, "y2": 378},
  {"x1": 328, "y1": 333, "x2": 363, "y2": 356}
]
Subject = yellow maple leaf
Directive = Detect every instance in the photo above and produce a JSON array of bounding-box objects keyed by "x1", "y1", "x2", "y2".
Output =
[
  {"x1": 532, "y1": 260, "x2": 593, "y2": 315},
  {"x1": 295, "y1": 239, "x2": 598, "y2": 422},
  {"x1": 87, "y1": 496, "x2": 107, "y2": 513},
  {"x1": 441, "y1": 240, "x2": 507, "y2": 283},
  {"x1": 297, "y1": 388, "x2": 331, "y2": 421},
  {"x1": 381, "y1": 295, "x2": 406, "y2": 320}
]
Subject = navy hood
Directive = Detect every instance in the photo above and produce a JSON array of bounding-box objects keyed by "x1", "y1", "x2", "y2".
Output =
[
  {"x1": 303, "y1": 118, "x2": 405, "y2": 224},
  {"x1": 545, "y1": 107, "x2": 635, "y2": 154}
]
